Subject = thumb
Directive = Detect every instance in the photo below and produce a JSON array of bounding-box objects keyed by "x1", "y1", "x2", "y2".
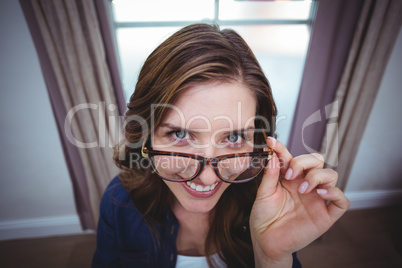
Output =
[{"x1": 256, "y1": 153, "x2": 281, "y2": 199}]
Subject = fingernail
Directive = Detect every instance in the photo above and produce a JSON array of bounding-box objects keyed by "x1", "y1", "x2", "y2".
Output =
[
  {"x1": 268, "y1": 136, "x2": 276, "y2": 147},
  {"x1": 317, "y1": 189, "x2": 328, "y2": 195},
  {"x1": 285, "y1": 168, "x2": 293, "y2": 180},
  {"x1": 298, "y1": 181, "x2": 309, "y2": 194}
]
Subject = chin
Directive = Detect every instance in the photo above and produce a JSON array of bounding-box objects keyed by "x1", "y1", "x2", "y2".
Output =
[{"x1": 180, "y1": 197, "x2": 220, "y2": 214}]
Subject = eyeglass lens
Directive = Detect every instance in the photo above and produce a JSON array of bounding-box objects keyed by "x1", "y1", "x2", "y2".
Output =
[{"x1": 151, "y1": 155, "x2": 267, "y2": 182}]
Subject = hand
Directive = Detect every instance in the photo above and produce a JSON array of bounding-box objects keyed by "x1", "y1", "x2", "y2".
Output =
[{"x1": 249, "y1": 137, "x2": 350, "y2": 267}]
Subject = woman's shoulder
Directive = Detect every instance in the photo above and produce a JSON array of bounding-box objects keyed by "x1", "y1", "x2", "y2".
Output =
[
  {"x1": 95, "y1": 176, "x2": 164, "y2": 266},
  {"x1": 98, "y1": 174, "x2": 150, "y2": 235},
  {"x1": 100, "y1": 175, "x2": 137, "y2": 212}
]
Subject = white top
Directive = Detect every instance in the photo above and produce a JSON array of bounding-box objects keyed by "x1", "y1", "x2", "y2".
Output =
[{"x1": 176, "y1": 253, "x2": 227, "y2": 268}]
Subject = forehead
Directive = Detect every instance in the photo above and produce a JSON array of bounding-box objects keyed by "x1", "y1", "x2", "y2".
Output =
[{"x1": 162, "y1": 82, "x2": 257, "y2": 129}]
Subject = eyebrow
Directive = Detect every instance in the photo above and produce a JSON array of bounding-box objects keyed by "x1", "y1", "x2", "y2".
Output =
[{"x1": 159, "y1": 123, "x2": 256, "y2": 133}]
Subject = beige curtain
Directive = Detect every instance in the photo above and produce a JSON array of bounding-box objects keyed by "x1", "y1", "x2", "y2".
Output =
[
  {"x1": 322, "y1": 0, "x2": 402, "y2": 190},
  {"x1": 30, "y1": 0, "x2": 120, "y2": 228}
]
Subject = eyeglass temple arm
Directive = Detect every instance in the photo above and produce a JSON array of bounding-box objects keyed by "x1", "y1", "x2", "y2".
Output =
[
  {"x1": 261, "y1": 128, "x2": 274, "y2": 157},
  {"x1": 141, "y1": 139, "x2": 149, "y2": 158}
]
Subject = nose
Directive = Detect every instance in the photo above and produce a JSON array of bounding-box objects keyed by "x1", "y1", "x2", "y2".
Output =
[
  {"x1": 194, "y1": 146, "x2": 220, "y2": 185},
  {"x1": 197, "y1": 162, "x2": 220, "y2": 185}
]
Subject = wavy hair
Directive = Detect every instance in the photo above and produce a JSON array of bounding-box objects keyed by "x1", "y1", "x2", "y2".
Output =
[{"x1": 114, "y1": 23, "x2": 277, "y2": 268}]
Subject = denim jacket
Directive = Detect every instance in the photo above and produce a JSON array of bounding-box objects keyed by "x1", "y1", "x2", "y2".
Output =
[{"x1": 92, "y1": 176, "x2": 302, "y2": 268}]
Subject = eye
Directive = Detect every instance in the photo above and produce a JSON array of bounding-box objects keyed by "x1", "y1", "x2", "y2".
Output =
[
  {"x1": 172, "y1": 130, "x2": 189, "y2": 140},
  {"x1": 226, "y1": 133, "x2": 243, "y2": 143}
]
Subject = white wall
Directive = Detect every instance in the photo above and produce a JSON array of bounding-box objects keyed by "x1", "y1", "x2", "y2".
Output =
[
  {"x1": 0, "y1": 0, "x2": 81, "y2": 240},
  {"x1": 345, "y1": 28, "x2": 402, "y2": 209}
]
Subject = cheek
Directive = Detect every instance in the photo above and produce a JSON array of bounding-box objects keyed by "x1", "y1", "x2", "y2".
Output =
[
  {"x1": 163, "y1": 181, "x2": 188, "y2": 202},
  {"x1": 219, "y1": 183, "x2": 231, "y2": 193},
  {"x1": 163, "y1": 181, "x2": 179, "y2": 194}
]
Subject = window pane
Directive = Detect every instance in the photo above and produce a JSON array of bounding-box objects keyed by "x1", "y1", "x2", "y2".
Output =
[
  {"x1": 116, "y1": 27, "x2": 181, "y2": 99},
  {"x1": 112, "y1": 0, "x2": 215, "y2": 22},
  {"x1": 219, "y1": 0, "x2": 312, "y2": 21},
  {"x1": 223, "y1": 25, "x2": 310, "y2": 143}
]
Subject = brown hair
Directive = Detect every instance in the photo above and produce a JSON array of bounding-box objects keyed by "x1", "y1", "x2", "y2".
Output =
[{"x1": 114, "y1": 23, "x2": 277, "y2": 267}]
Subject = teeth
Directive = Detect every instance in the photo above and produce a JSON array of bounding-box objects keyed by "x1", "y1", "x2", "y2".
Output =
[{"x1": 186, "y1": 181, "x2": 218, "y2": 192}]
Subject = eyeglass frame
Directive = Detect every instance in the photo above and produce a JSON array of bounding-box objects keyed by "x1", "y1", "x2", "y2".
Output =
[{"x1": 141, "y1": 142, "x2": 273, "y2": 184}]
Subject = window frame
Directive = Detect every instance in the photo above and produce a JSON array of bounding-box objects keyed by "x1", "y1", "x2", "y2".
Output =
[{"x1": 107, "y1": 0, "x2": 318, "y2": 86}]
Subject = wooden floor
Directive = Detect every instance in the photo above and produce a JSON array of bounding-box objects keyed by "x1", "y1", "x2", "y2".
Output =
[
  {"x1": 298, "y1": 204, "x2": 402, "y2": 268},
  {"x1": 0, "y1": 205, "x2": 401, "y2": 268}
]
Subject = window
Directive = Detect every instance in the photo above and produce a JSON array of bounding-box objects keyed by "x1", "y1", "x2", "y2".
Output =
[{"x1": 109, "y1": 0, "x2": 316, "y2": 145}]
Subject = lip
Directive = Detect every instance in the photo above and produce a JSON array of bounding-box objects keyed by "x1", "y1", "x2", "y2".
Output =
[{"x1": 182, "y1": 181, "x2": 222, "y2": 198}]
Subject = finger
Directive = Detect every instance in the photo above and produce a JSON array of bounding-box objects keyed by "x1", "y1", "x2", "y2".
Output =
[
  {"x1": 256, "y1": 153, "x2": 280, "y2": 200},
  {"x1": 266, "y1": 137, "x2": 293, "y2": 176},
  {"x1": 297, "y1": 169, "x2": 338, "y2": 194},
  {"x1": 284, "y1": 153, "x2": 325, "y2": 181},
  {"x1": 316, "y1": 187, "x2": 350, "y2": 221}
]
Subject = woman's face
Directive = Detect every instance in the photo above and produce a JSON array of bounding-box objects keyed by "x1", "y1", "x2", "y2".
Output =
[{"x1": 152, "y1": 81, "x2": 257, "y2": 214}]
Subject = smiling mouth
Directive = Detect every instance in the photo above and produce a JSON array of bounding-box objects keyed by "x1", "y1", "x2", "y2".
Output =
[{"x1": 186, "y1": 181, "x2": 219, "y2": 192}]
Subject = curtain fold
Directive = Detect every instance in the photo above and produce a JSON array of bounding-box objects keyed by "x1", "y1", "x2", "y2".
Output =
[
  {"x1": 20, "y1": 0, "x2": 121, "y2": 229},
  {"x1": 94, "y1": 0, "x2": 126, "y2": 116},
  {"x1": 321, "y1": 0, "x2": 402, "y2": 190},
  {"x1": 287, "y1": 0, "x2": 364, "y2": 156}
]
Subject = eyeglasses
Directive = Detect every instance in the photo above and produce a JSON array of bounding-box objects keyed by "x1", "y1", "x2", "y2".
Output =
[{"x1": 141, "y1": 145, "x2": 273, "y2": 184}]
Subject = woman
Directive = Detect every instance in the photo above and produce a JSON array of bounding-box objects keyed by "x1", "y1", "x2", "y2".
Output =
[{"x1": 92, "y1": 23, "x2": 349, "y2": 268}]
